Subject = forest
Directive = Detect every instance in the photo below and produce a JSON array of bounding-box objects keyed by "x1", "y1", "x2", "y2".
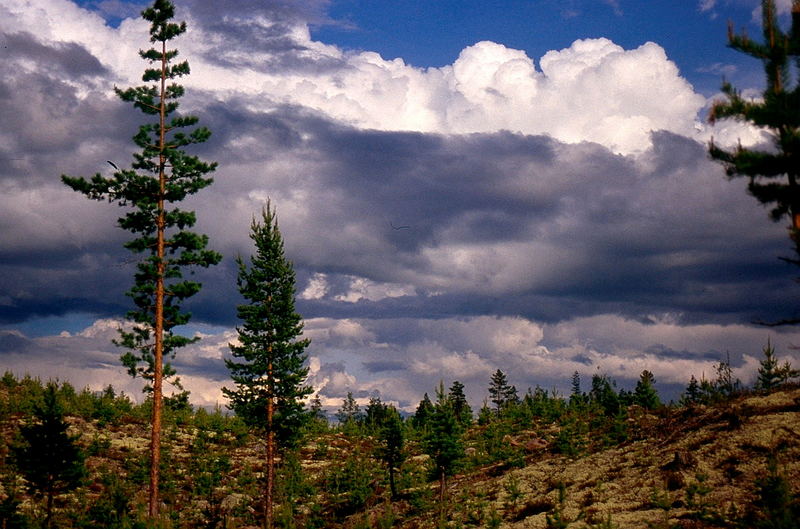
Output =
[{"x1": 0, "y1": 352, "x2": 799, "y2": 528}]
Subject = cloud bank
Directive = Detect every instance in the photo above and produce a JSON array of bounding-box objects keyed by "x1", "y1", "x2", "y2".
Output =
[{"x1": 1, "y1": 0, "x2": 798, "y2": 410}]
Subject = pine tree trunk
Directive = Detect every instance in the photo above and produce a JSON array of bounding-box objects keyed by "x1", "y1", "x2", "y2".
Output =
[
  {"x1": 389, "y1": 465, "x2": 397, "y2": 500},
  {"x1": 148, "y1": 37, "x2": 169, "y2": 520},
  {"x1": 265, "y1": 358, "x2": 275, "y2": 529},
  {"x1": 45, "y1": 485, "x2": 54, "y2": 529}
]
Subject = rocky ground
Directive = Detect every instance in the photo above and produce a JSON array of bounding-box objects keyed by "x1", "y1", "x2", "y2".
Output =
[{"x1": 1, "y1": 386, "x2": 798, "y2": 528}]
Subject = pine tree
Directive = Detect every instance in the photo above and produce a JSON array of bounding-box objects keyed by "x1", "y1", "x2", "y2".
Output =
[
  {"x1": 709, "y1": 0, "x2": 800, "y2": 323},
  {"x1": 589, "y1": 374, "x2": 621, "y2": 417},
  {"x1": 223, "y1": 203, "x2": 311, "y2": 529},
  {"x1": 10, "y1": 384, "x2": 85, "y2": 528},
  {"x1": 309, "y1": 394, "x2": 327, "y2": 420},
  {"x1": 376, "y1": 406, "x2": 405, "y2": 500},
  {"x1": 680, "y1": 375, "x2": 703, "y2": 406},
  {"x1": 488, "y1": 369, "x2": 515, "y2": 413},
  {"x1": 633, "y1": 370, "x2": 661, "y2": 410},
  {"x1": 448, "y1": 380, "x2": 473, "y2": 426},
  {"x1": 365, "y1": 395, "x2": 391, "y2": 431},
  {"x1": 336, "y1": 391, "x2": 364, "y2": 427},
  {"x1": 569, "y1": 371, "x2": 586, "y2": 409},
  {"x1": 412, "y1": 392, "x2": 434, "y2": 431},
  {"x1": 423, "y1": 382, "x2": 464, "y2": 505},
  {"x1": 61, "y1": 0, "x2": 220, "y2": 517},
  {"x1": 756, "y1": 339, "x2": 800, "y2": 390},
  {"x1": 713, "y1": 353, "x2": 743, "y2": 399}
]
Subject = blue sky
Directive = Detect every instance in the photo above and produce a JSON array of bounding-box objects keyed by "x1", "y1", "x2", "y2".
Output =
[
  {"x1": 312, "y1": 0, "x2": 763, "y2": 95},
  {"x1": 1, "y1": 0, "x2": 799, "y2": 410}
]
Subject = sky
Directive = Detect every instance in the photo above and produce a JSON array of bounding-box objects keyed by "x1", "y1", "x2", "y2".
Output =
[{"x1": 2, "y1": 0, "x2": 800, "y2": 412}]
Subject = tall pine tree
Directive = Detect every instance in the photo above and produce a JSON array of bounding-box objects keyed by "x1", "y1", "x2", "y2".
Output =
[
  {"x1": 61, "y1": 0, "x2": 220, "y2": 518},
  {"x1": 709, "y1": 0, "x2": 800, "y2": 324},
  {"x1": 223, "y1": 202, "x2": 312, "y2": 529}
]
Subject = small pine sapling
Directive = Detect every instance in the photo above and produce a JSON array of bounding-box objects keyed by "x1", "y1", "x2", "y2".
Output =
[
  {"x1": 10, "y1": 384, "x2": 86, "y2": 529},
  {"x1": 755, "y1": 339, "x2": 800, "y2": 390}
]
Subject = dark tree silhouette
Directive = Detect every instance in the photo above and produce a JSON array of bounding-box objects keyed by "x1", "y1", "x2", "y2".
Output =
[
  {"x1": 709, "y1": 0, "x2": 800, "y2": 324},
  {"x1": 376, "y1": 406, "x2": 406, "y2": 499},
  {"x1": 448, "y1": 380, "x2": 473, "y2": 426},
  {"x1": 10, "y1": 384, "x2": 85, "y2": 528},
  {"x1": 633, "y1": 370, "x2": 661, "y2": 410}
]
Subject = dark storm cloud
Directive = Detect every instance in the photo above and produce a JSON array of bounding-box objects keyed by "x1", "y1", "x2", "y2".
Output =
[
  {"x1": 141, "y1": 96, "x2": 797, "y2": 327},
  {"x1": 3, "y1": 31, "x2": 108, "y2": 77},
  {"x1": 0, "y1": 13, "x2": 795, "y2": 332},
  {"x1": 0, "y1": 331, "x2": 32, "y2": 354},
  {"x1": 644, "y1": 343, "x2": 728, "y2": 362},
  {"x1": 2, "y1": 78, "x2": 796, "y2": 329},
  {"x1": 361, "y1": 360, "x2": 405, "y2": 373}
]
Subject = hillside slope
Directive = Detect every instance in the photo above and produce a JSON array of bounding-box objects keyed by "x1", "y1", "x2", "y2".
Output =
[{"x1": 1, "y1": 382, "x2": 798, "y2": 528}]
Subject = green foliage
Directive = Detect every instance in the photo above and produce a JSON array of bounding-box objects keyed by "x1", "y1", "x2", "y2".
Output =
[
  {"x1": 679, "y1": 375, "x2": 705, "y2": 406},
  {"x1": 524, "y1": 386, "x2": 568, "y2": 423},
  {"x1": 748, "y1": 453, "x2": 800, "y2": 529},
  {"x1": 305, "y1": 395, "x2": 329, "y2": 435},
  {"x1": 684, "y1": 473, "x2": 715, "y2": 522},
  {"x1": 713, "y1": 354, "x2": 743, "y2": 400},
  {"x1": 189, "y1": 431, "x2": 231, "y2": 502},
  {"x1": 633, "y1": 370, "x2": 661, "y2": 410},
  {"x1": 423, "y1": 382, "x2": 465, "y2": 493},
  {"x1": 223, "y1": 203, "x2": 312, "y2": 448},
  {"x1": 10, "y1": 384, "x2": 86, "y2": 528},
  {"x1": 364, "y1": 395, "x2": 392, "y2": 434},
  {"x1": 274, "y1": 451, "x2": 318, "y2": 528},
  {"x1": 62, "y1": 0, "x2": 220, "y2": 390},
  {"x1": 756, "y1": 339, "x2": 800, "y2": 391},
  {"x1": 376, "y1": 406, "x2": 406, "y2": 499},
  {"x1": 448, "y1": 381, "x2": 473, "y2": 426},
  {"x1": 0, "y1": 374, "x2": 46, "y2": 418},
  {"x1": 709, "y1": 0, "x2": 800, "y2": 314},
  {"x1": 602, "y1": 409, "x2": 629, "y2": 446},
  {"x1": 488, "y1": 369, "x2": 518, "y2": 414},
  {"x1": 552, "y1": 417, "x2": 587, "y2": 457},
  {"x1": 336, "y1": 392, "x2": 364, "y2": 433},
  {"x1": 503, "y1": 473, "x2": 524, "y2": 513},
  {"x1": 589, "y1": 374, "x2": 621, "y2": 417},
  {"x1": 125, "y1": 443, "x2": 177, "y2": 501},
  {"x1": 569, "y1": 371, "x2": 587, "y2": 410},
  {"x1": 680, "y1": 355, "x2": 743, "y2": 407},
  {"x1": 486, "y1": 506, "x2": 502, "y2": 529},
  {"x1": 90, "y1": 385, "x2": 134, "y2": 426},
  {"x1": 545, "y1": 482, "x2": 582, "y2": 529},
  {"x1": 475, "y1": 417, "x2": 526, "y2": 469},
  {"x1": 412, "y1": 393, "x2": 434, "y2": 432},
  {"x1": 82, "y1": 468, "x2": 140, "y2": 529},
  {"x1": 0, "y1": 473, "x2": 29, "y2": 529},
  {"x1": 324, "y1": 447, "x2": 376, "y2": 517}
]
